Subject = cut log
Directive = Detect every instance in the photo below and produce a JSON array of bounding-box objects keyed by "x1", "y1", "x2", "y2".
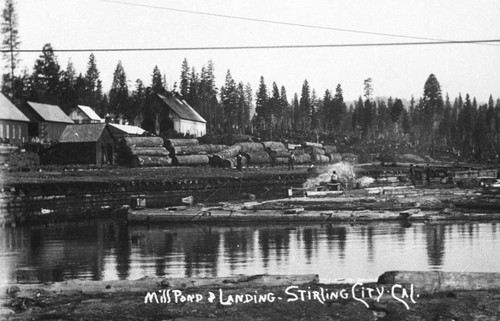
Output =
[
  {"x1": 122, "y1": 136, "x2": 164, "y2": 148},
  {"x1": 261, "y1": 141, "x2": 285, "y2": 150},
  {"x1": 323, "y1": 145, "x2": 337, "y2": 154},
  {"x1": 305, "y1": 146, "x2": 326, "y2": 155},
  {"x1": 131, "y1": 155, "x2": 171, "y2": 167},
  {"x1": 302, "y1": 142, "x2": 323, "y2": 148},
  {"x1": 235, "y1": 142, "x2": 265, "y2": 153},
  {"x1": 172, "y1": 154, "x2": 210, "y2": 166},
  {"x1": 130, "y1": 147, "x2": 169, "y2": 157},
  {"x1": 312, "y1": 154, "x2": 330, "y2": 163},
  {"x1": 243, "y1": 151, "x2": 271, "y2": 164},
  {"x1": 294, "y1": 153, "x2": 311, "y2": 164},
  {"x1": 212, "y1": 145, "x2": 243, "y2": 166},
  {"x1": 267, "y1": 148, "x2": 290, "y2": 158},
  {"x1": 165, "y1": 138, "x2": 199, "y2": 148},
  {"x1": 325, "y1": 153, "x2": 342, "y2": 163}
]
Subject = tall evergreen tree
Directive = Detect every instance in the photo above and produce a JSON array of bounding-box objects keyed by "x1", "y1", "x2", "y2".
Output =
[
  {"x1": 1, "y1": 0, "x2": 20, "y2": 95},
  {"x1": 220, "y1": 69, "x2": 237, "y2": 132},
  {"x1": 179, "y1": 58, "x2": 190, "y2": 97},
  {"x1": 299, "y1": 80, "x2": 311, "y2": 131},
  {"x1": 32, "y1": 43, "x2": 61, "y2": 104},
  {"x1": 253, "y1": 76, "x2": 268, "y2": 134},
  {"x1": 83, "y1": 53, "x2": 102, "y2": 110},
  {"x1": 423, "y1": 73, "x2": 443, "y2": 156},
  {"x1": 109, "y1": 60, "x2": 129, "y2": 119}
]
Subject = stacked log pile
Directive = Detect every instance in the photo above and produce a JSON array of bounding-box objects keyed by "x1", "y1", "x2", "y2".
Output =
[
  {"x1": 166, "y1": 139, "x2": 228, "y2": 166},
  {"x1": 121, "y1": 137, "x2": 171, "y2": 167}
]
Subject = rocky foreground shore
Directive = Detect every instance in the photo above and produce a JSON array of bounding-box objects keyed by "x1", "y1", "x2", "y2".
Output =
[{"x1": 2, "y1": 272, "x2": 500, "y2": 320}]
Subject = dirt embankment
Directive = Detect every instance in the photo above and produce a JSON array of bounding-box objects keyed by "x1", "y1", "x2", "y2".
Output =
[{"x1": 2, "y1": 273, "x2": 500, "y2": 320}]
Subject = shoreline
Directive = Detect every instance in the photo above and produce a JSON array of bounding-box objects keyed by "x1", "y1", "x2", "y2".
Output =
[{"x1": 2, "y1": 272, "x2": 500, "y2": 320}]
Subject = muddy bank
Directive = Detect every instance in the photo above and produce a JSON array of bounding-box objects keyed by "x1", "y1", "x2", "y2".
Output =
[{"x1": 2, "y1": 272, "x2": 500, "y2": 320}]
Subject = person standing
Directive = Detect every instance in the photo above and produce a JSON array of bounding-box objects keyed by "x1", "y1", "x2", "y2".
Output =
[
  {"x1": 288, "y1": 151, "x2": 295, "y2": 170},
  {"x1": 236, "y1": 152, "x2": 243, "y2": 172}
]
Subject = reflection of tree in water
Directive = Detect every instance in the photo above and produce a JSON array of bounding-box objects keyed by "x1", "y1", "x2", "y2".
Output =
[
  {"x1": 301, "y1": 228, "x2": 318, "y2": 264},
  {"x1": 325, "y1": 225, "x2": 347, "y2": 260},
  {"x1": 273, "y1": 228, "x2": 290, "y2": 263},
  {"x1": 114, "y1": 224, "x2": 131, "y2": 280},
  {"x1": 155, "y1": 232, "x2": 175, "y2": 277},
  {"x1": 184, "y1": 227, "x2": 220, "y2": 278},
  {"x1": 365, "y1": 226, "x2": 375, "y2": 263},
  {"x1": 258, "y1": 229, "x2": 271, "y2": 269},
  {"x1": 425, "y1": 224, "x2": 446, "y2": 268},
  {"x1": 223, "y1": 228, "x2": 251, "y2": 271}
]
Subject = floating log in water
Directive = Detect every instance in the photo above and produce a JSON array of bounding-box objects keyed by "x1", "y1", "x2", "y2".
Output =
[
  {"x1": 261, "y1": 141, "x2": 285, "y2": 150},
  {"x1": 165, "y1": 138, "x2": 199, "y2": 148},
  {"x1": 212, "y1": 145, "x2": 243, "y2": 166},
  {"x1": 235, "y1": 142, "x2": 265, "y2": 153},
  {"x1": 244, "y1": 151, "x2": 271, "y2": 164},
  {"x1": 131, "y1": 155, "x2": 171, "y2": 167},
  {"x1": 172, "y1": 154, "x2": 210, "y2": 166},
  {"x1": 122, "y1": 136, "x2": 164, "y2": 148},
  {"x1": 302, "y1": 142, "x2": 323, "y2": 148},
  {"x1": 130, "y1": 147, "x2": 169, "y2": 157}
]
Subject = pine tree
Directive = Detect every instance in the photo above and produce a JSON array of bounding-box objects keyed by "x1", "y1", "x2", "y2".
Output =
[
  {"x1": 253, "y1": 76, "x2": 268, "y2": 135},
  {"x1": 83, "y1": 53, "x2": 103, "y2": 110},
  {"x1": 1, "y1": 0, "x2": 20, "y2": 95},
  {"x1": 32, "y1": 43, "x2": 61, "y2": 104},
  {"x1": 220, "y1": 69, "x2": 237, "y2": 132},
  {"x1": 299, "y1": 80, "x2": 311, "y2": 131},
  {"x1": 109, "y1": 60, "x2": 129, "y2": 119},
  {"x1": 151, "y1": 65, "x2": 165, "y2": 94},
  {"x1": 423, "y1": 74, "x2": 443, "y2": 156},
  {"x1": 279, "y1": 86, "x2": 288, "y2": 134},
  {"x1": 179, "y1": 58, "x2": 189, "y2": 97}
]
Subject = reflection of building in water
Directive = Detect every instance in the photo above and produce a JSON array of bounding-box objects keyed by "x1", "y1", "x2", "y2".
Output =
[
  {"x1": 182, "y1": 227, "x2": 220, "y2": 278},
  {"x1": 301, "y1": 228, "x2": 319, "y2": 264},
  {"x1": 425, "y1": 224, "x2": 446, "y2": 268}
]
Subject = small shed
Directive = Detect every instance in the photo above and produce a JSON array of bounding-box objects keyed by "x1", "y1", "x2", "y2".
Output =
[
  {"x1": 0, "y1": 93, "x2": 30, "y2": 144},
  {"x1": 21, "y1": 101, "x2": 74, "y2": 142},
  {"x1": 55, "y1": 123, "x2": 114, "y2": 165},
  {"x1": 69, "y1": 105, "x2": 104, "y2": 124},
  {"x1": 152, "y1": 93, "x2": 206, "y2": 137}
]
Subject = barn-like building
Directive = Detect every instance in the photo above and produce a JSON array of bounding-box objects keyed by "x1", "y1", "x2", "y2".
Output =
[{"x1": 0, "y1": 93, "x2": 30, "y2": 144}]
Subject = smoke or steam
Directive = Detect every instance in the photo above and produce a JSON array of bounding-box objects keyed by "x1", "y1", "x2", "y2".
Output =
[{"x1": 303, "y1": 162, "x2": 357, "y2": 189}]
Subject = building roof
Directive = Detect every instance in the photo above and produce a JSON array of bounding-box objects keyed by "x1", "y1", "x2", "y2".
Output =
[
  {"x1": 157, "y1": 93, "x2": 206, "y2": 123},
  {"x1": 108, "y1": 123, "x2": 146, "y2": 135},
  {"x1": 77, "y1": 105, "x2": 103, "y2": 122},
  {"x1": 27, "y1": 101, "x2": 74, "y2": 124},
  {"x1": 0, "y1": 93, "x2": 30, "y2": 122},
  {"x1": 59, "y1": 123, "x2": 107, "y2": 143}
]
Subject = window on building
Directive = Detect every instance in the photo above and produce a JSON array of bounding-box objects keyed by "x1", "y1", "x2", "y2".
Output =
[
  {"x1": 6, "y1": 125, "x2": 9, "y2": 138},
  {"x1": 0, "y1": 124, "x2": 3, "y2": 138},
  {"x1": 18, "y1": 125, "x2": 21, "y2": 139}
]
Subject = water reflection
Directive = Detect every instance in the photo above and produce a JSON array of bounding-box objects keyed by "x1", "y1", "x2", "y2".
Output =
[{"x1": 1, "y1": 220, "x2": 500, "y2": 284}]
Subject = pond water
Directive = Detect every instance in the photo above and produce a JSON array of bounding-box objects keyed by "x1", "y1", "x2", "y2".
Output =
[{"x1": 1, "y1": 220, "x2": 499, "y2": 284}]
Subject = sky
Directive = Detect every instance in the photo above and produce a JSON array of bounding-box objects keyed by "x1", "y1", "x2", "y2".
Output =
[{"x1": 12, "y1": 0, "x2": 500, "y2": 103}]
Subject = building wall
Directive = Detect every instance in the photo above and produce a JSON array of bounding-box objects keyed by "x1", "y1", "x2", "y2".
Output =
[
  {"x1": 40, "y1": 122, "x2": 69, "y2": 142},
  {"x1": 178, "y1": 119, "x2": 206, "y2": 137},
  {"x1": 0, "y1": 120, "x2": 29, "y2": 145}
]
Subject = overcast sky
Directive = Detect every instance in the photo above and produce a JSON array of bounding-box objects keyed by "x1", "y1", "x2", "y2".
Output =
[{"x1": 13, "y1": 0, "x2": 500, "y2": 103}]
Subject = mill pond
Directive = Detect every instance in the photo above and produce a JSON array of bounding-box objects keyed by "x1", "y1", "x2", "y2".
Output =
[{"x1": 2, "y1": 220, "x2": 499, "y2": 285}]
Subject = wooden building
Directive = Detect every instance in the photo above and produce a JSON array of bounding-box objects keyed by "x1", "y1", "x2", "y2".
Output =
[
  {"x1": 69, "y1": 105, "x2": 104, "y2": 124},
  {"x1": 149, "y1": 93, "x2": 207, "y2": 137},
  {"x1": 21, "y1": 101, "x2": 74, "y2": 142},
  {"x1": 54, "y1": 123, "x2": 114, "y2": 165},
  {"x1": 0, "y1": 93, "x2": 30, "y2": 144}
]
